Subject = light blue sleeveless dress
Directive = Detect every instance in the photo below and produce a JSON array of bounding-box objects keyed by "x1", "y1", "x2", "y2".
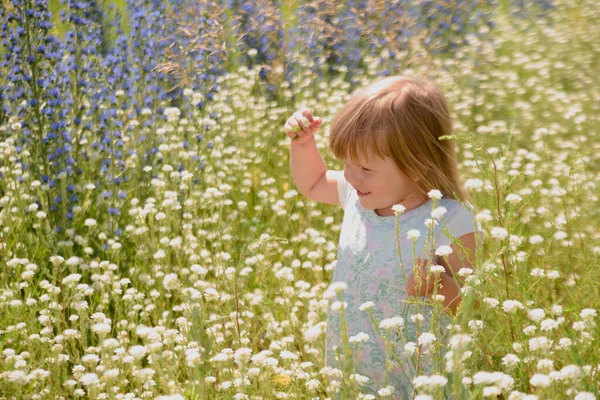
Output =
[{"x1": 324, "y1": 171, "x2": 484, "y2": 399}]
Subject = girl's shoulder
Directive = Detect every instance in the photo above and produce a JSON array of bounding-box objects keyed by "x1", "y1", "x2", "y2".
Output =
[
  {"x1": 435, "y1": 197, "x2": 485, "y2": 247},
  {"x1": 439, "y1": 197, "x2": 476, "y2": 214}
]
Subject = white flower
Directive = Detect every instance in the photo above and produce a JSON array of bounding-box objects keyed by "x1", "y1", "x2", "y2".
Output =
[
  {"x1": 431, "y1": 206, "x2": 447, "y2": 219},
  {"x1": 580, "y1": 309, "x2": 597, "y2": 321},
  {"x1": 558, "y1": 364, "x2": 581, "y2": 381},
  {"x1": 377, "y1": 386, "x2": 395, "y2": 396},
  {"x1": 6, "y1": 370, "x2": 29, "y2": 385},
  {"x1": 540, "y1": 318, "x2": 559, "y2": 331},
  {"x1": 331, "y1": 301, "x2": 347, "y2": 311},
  {"x1": 449, "y1": 334, "x2": 472, "y2": 350},
  {"x1": 472, "y1": 371, "x2": 514, "y2": 390},
  {"x1": 379, "y1": 317, "x2": 404, "y2": 330},
  {"x1": 528, "y1": 336, "x2": 551, "y2": 352},
  {"x1": 502, "y1": 354, "x2": 520, "y2": 368},
  {"x1": 91, "y1": 323, "x2": 111, "y2": 335},
  {"x1": 490, "y1": 227, "x2": 508, "y2": 240},
  {"x1": 483, "y1": 298, "x2": 500, "y2": 308},
  {"x1": 433, "y1": 294, "x2": 445, "y2": 302},
  {"x1": 50, "y1": 256, "x2": 65, "y2": 266},
  {"x1": 359, "y1": 301, "x2": 374, "y2": 311},
  {"x1": 163, "y1": 273, "x2": 180, "y2": 291},
  {"x1": 417, "y1": 332, "x2": 436, "y2": 346},
  {"x1": 468, "y1": 320, "x2": 484, "y2": 331},
  {"x1": 407, "y1": 229, "x2": 421, "y2": 240},
  {"x1": 529, "y1": 235, "x2": 544, "y2": 245},
  {"x1": 509, "y1": 235, "x2": 522, "y2": 247},
  {"x1": 573, "y1": 321, "x2": 586, "y2": 331},
  {"x1": 527, "y1": 308, "x2": 545, "y2": 323},
  {"x1": 505, "y1": 193, "x2": 522, "y2": 204},
  {"x1": 502, "y1": 300, "x2": 524, "y2": 313},
  {"x1": 547, "y1": 270, "x2": 560, "y2": 279},
  {"x1": 484, "y1": 386, "x2": 501, "y2": 397},
  {"x1": 349, "y1": 332, "x2": 370, "y2": 344},
  {"x1": 81, "y1": 354, "x2": 100, "y2": 366},
  {"x1": 530, "y1": 268, "x2": 545, "y2": 277},
  {"x1": 66, "y1": 256, "x2": 81, "y2": 267},
  {"x1": 435, "y1": 245, "x2": 453, "y2": 256},
  {"x1": 350, "y1": 373, "x2": 369, "y2": 387},
  {"x1": 203, "y1": 287, "x2": 220, "y2": 301},
  {"x1": 529, "y1": 373, "x2": 551, "y2": 388},
  {"x1": 429, "y1": 264, "x2": 445, "y2": 274},
  {"x1": 164, "y1": 107, "x2": 181, "y2": 122},
  {"x1": 63, "y1": 274, "x2": 81, "y2": 287},
  {"x1": 537, "y1": 359, "x2": 553, "y2": 372},
  {"x1": 323, "y1": 280, "x2": 346, "y2": 299},
  {"x1": 412, "y1": 376, "x2": 430, "y2": 389},
  {"x1": 404, "y1": 342, "x2": 417, "y2": 356},
  {"x1": 458, "y1": 268, "x2": 474, "y2": 277},
  {"x1": 392, "y1": 204, "x2": 406, "y2": 215},
  {"x1": 465, "y1": 178, "x2": 483, "y2": 190},
  {"x1": 304, "y1": 324, "x2": 325, "y2": 342},
  {"x1": 424, "y1": 218, "x2": 438, "y2": 229},
  {"x1": 551, "y1": 305, "x2": 563, "y2": 315},
  {"x1": 79, "y1": 373, "x2": 99, "y2": 387},
  {"x1": 428, "y1": 189, "x2": 443, "y2": 200},
  {"x1": 476, "y1": 209, "x2": 493, "y2": 223},
  {"x1": 280, "y1": 350, "x2": 298, "y2": 360},
  {"x1": 413, "y1": 375, "x2": 447, "y2": 389},
  {"x1": 328, "y1": 281, "x2": 347, "y2": 294},
  {"x1": 129, "y1": 345, "x2": 147, "y2": 360},
  {"x1": 553, "y1": 231, "x2": 567, "y2": 240},
  {"x1": 410, "y1": 314, "x2": 424, "y2": 323}
]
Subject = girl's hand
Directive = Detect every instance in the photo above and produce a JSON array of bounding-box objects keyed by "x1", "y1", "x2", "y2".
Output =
[
  {"x1": 406, "y1": 259, "x2": 439, "y2": 297},
  {"x1": 283, "y1": 107, "x2": 323, "y2": 145}
]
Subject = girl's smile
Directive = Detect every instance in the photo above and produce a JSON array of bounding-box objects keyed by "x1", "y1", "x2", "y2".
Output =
[{"x1": 344, "y1": 154, "x2": 427, "y2": 216}]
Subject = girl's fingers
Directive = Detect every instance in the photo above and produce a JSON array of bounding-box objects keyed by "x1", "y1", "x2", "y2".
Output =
[
  {"x1": 298, "y1": 118, "x2": 309, "y2": 128},
  {"x1": 283, "y1": 123, "x2": 299, "y2": 138},
  {"x1": 295, "y1": 109, "x2": 313, "y2": 126},
  {"x1": 283, "y1": 122, "x2": 305, "y2": 141},
  {"x1": 284, "y1": 109, "x2": 319, "y2": 142}
]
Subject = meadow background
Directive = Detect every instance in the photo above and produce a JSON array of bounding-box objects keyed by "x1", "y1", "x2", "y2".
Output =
[{"x1": 0, "y1": 0, "x2": 599, "y2": 398}]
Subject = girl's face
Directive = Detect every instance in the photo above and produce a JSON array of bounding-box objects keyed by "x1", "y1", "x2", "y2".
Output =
[{"x1": 343, "y1": 153, "x2": 427, "y2": 216}]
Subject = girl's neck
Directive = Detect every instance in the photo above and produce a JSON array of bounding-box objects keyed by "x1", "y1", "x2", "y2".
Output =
[{"x1": 374, "y1": 192, "x2": 430, "y2": 217}]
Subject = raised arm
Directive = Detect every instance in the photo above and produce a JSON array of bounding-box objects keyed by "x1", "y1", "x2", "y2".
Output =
[{"x1": 285, "y1": 108, "x2": 340, "y2": 205}]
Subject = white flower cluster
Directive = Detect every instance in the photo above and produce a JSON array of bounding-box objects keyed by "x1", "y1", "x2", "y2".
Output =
[
  {"x1": 379, "y1": 316, "x2": 404, "y2": 330},
  {"x1": 413, "y1": 374, "x2": 448, "y2": 389}
]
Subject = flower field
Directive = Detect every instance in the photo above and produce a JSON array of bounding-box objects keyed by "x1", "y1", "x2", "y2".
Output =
[{"x1": 0, "y1": 0, "x2": 599, "y2": 398}]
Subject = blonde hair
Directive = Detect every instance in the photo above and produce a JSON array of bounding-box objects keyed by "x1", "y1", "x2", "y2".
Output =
[{"x1": 328, "y1": 75, "x2": 471, "y2": 203}]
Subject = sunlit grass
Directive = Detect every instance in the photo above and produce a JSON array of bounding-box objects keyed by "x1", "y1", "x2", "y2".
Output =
[{"x1": 0, "y1": 0, "x2": 599, "y2": 398}]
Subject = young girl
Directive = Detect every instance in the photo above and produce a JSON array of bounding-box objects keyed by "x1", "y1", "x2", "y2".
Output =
[{"x1": 284, "y1": 75, "x2": 484, "y2": 398}]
